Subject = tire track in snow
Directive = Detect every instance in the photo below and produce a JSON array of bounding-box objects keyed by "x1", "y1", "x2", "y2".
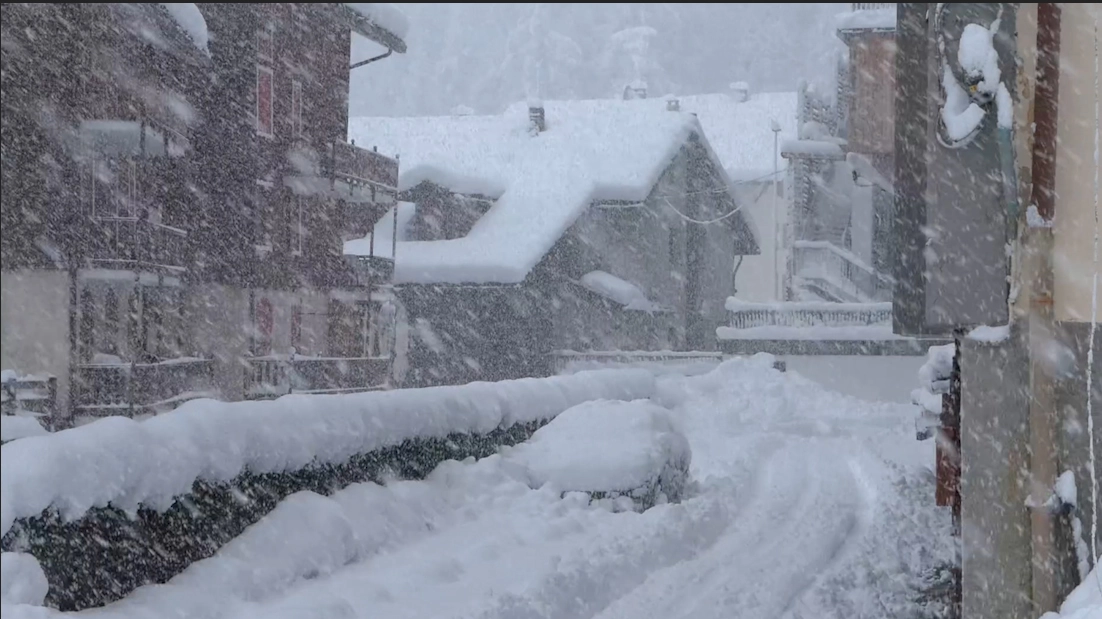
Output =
[{"x1": 590, "y1": 438, "x2": 868, "y2": 619}]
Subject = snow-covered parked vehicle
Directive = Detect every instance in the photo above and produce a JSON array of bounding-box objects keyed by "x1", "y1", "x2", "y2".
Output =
[{"x1": 504, "y1": 399, "x2": 691, "y2": 511}]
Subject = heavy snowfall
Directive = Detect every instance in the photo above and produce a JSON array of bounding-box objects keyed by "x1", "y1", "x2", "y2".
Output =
[{"x1": 1, "y1": 3, "x2": 1100, "y2": 619}]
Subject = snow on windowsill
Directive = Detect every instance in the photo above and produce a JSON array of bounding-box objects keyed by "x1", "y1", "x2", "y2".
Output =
[{"x1": 966, "y1": 324, "x2": 1010, "y2": 344}]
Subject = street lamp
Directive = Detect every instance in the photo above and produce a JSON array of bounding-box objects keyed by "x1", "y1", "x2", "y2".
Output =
[{"x1": 770, "y1": 118, "x2": 783, "y2": 301}]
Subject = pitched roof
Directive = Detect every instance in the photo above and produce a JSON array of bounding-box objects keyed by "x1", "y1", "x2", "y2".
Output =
[
  {"x1": 349, "y1": 100, "x2": 755, "y2": 285},
  {"x1": 502, "y1": 92, "x2": 800, "y2": 184}
]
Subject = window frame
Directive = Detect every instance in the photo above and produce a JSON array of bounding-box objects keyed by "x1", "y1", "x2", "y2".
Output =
[{"x1": 256, "y1": 65, "x2": 275, "y2": 138}]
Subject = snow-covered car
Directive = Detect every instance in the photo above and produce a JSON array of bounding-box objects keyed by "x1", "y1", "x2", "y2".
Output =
[{"x1": 504, "y1": 398, "x2": 691, "y2": 511}]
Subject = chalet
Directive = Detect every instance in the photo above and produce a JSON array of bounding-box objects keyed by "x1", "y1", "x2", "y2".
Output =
[
  {"x1": 0, "y1": 3, "x2": 409, "y2": 425},
  {"x1": 344, "y1": 99, "x2": 760, "y2": 387},
  {"x1": 189, "y1": 3, "x2": 407, "y2": 400}
]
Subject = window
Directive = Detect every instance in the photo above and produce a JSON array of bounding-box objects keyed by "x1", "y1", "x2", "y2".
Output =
[
  {"x1": 256, "y1": 66, "x2": 274, "y2": 137},
  {"x1": 291, "y1": 80, "x2": 303, "y2": 137},
  {"x1": 291, "y1": 304, "x2": 302, "y2": 352},
  {"x1": 292, "y1": 195, "x2": 305, "y2": 255},
  {"x1": 254, "y1": 186, "x2": 273, "y2": 249}
]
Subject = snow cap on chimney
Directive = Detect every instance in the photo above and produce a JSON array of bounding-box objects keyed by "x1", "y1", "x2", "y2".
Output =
[{"x1": 730, "y1": 81, "x2": 750, "y2": 102}]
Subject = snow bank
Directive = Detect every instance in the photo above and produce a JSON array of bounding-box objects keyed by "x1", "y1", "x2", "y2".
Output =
[
  {"x1": 344, "y1": 3, "x2": 410, "y2": 39},
  {"x1": 505, "y1": 399, "x2": 690, "y2": 505},
  {"x1": 918, "y1": 343, "x2": 955, "y2": 392},
  {"x1": 0, "y1": 553, "x2": 48, "y2": 607},
  {"x1": 159, "y1": 4, "x2": 208, "y2": 54},
  {"x1": 580, "y1": 271, "x2": 661, "y2": 311},
  {"x1": 0, "y1": 369, "x2": 655, "y2": 536},
  {"x1": 0, "y1": 417, "x2": 47, "y2": 443},
  {"x1": 1039, "y1": 564, "x2": 1102, "y2": 619}
]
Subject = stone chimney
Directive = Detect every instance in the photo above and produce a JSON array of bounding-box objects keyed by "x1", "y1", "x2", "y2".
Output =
[
  {"x1": 730, "y1": 81, "x2": 750, "y2": 102},
  {"x1": 528, "y1": 101, "x2": 545, "y2": 135}
]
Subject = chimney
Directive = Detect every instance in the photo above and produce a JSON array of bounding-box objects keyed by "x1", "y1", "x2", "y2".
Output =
[
  {"x1": 666, "y1": 98, "x2": 680, "y2": 112},
  {"x1": 730, "y1": 81, "x2": 750, "y2": 102},
  {"x1": 528, "y1": 100, "x2": 545, "y2": 135}
]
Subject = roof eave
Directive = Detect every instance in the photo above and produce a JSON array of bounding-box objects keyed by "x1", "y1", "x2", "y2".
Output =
[{"x1": 340, "y1": 5, "x2": 407, "y2": 53}]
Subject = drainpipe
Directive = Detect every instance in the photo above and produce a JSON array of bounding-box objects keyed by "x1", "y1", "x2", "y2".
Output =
[
  {"x1": 1022, "y1": 3, "x2": 1062, "y2": 614},
  {"x1": 349, "y1": 48, "x2": 392, "y2": 71}
]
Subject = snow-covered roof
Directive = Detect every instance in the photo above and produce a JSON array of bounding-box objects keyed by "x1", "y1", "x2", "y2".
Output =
[
  {"x1": 835, "y1": 8, "x2": 897, "y2": 33},
  {"x1": 349, "y1": 100, "x2": 752, "y2": 285},
  {"x1": 160, "y1": 3, "x2": 209, "y2": 55},
  {"x1": 343, "y1": 3, "x2": 409, "y2": 52},
  {"x1": 344, "y1": 201, "x2": 417, "y2": 259}
]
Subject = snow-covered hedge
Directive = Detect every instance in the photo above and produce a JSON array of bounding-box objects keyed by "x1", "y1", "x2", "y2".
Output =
[{"x1": 0, "y1": 369, "x2": 655, "y2": 610}]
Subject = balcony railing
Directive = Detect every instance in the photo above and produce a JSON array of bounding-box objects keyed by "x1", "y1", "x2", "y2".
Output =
[
  {"x1": 348, "y1": 254, "x2": 395, "y2": 286},
  {"x1": 852, "y1": 2, "x2": 894, "y2": 10},
  {"x1": 88, "y1": 217, "x2": 188, "y2": 273},
  {"x1": 329, "y1": 141, "x2": 399, "y2": 191},
  {"x1": 244, "y1": 355, "x2": 391, "y2": 399},
  {"x1": 72, "y1": 357, "x2": 217, "y2": 417},
  {"x1": 725, "y1": 299, "x2": 892, "y2": 330},
  {"x1": 792, "y1": 240, "x2": 894, "y2": 302}
]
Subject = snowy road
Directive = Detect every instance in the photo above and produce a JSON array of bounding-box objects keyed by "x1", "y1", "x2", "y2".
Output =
[{"x1": 96, "y1": 355, "x2": 954, "y2": 619}]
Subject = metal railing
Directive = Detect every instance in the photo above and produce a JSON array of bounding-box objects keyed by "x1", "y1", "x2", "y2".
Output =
[
  {"x1": 329, "y1": 141, "x2": 399, "y2": 190},
  {"x1": 244, "y1": 355, "x2": 391, "y2": 399},
  {"x1": 1, "y1": 374, "x2": 58, "y2": 432},
  {"x1": 725, "y1": 299, "x2": 892, "y2": 329},
  {"x1": 792, "y1": 240, "x2": 894, "y2": 302},
  {"x1": 88, "y1": 218, "x2": 188, "y2": 273},
  {"x1": 72, "y1": 357, "x2": 216, "y2": 416},
  {"x1": 851, "y1": 2, "x2": 894, "y2": 10}
]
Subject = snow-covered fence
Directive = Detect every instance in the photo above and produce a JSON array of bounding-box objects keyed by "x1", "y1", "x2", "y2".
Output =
[
  {"x1": 725, "y1": 298, "x2": 892, "y2": 330},
  {"x1": 0, "y1": 368, "x2": 654, "y2": 611}
]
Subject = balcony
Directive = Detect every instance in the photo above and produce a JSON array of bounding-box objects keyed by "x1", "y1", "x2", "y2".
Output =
[
  {"x1": 836, "y1": 3, "x2": 896, "y2": 39},
  {"x1": 329, "y1": 141, "x2": 399, "y2": 192},
  {"x1": 243, "y1": 355, "x2": 391, "y2": 399},
  {"x1": 348, "y1": 254, "x2": 395, "y2": 286},
  {"x1": 71, "y1": 357, "x2": 217, "y2": 418},
  {"x1": 88, "y1": 217, "x2": 188, "y2": 274}
]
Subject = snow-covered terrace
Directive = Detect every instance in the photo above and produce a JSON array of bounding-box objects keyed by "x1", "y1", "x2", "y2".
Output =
[{"x1": 345, "y1": 91, "x2": 793, "y2": 286}]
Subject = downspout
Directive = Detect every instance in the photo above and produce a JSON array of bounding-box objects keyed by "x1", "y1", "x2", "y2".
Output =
[
  {"x1": 1023, "y1": 3, "x2": 1062, "y2": 614},
  {"x1": 349, "y1": 48, "x2": 392, "y2": 71}
]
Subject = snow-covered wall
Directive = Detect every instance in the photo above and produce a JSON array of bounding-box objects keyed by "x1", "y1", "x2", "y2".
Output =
[{"x1": 0, "y1": 368, "x2": 655, "y2": 609}]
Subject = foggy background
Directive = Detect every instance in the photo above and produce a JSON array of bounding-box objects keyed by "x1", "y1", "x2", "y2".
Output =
[{"x1": 350, "y1": 3, "x2": 846, "y2": 117}]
